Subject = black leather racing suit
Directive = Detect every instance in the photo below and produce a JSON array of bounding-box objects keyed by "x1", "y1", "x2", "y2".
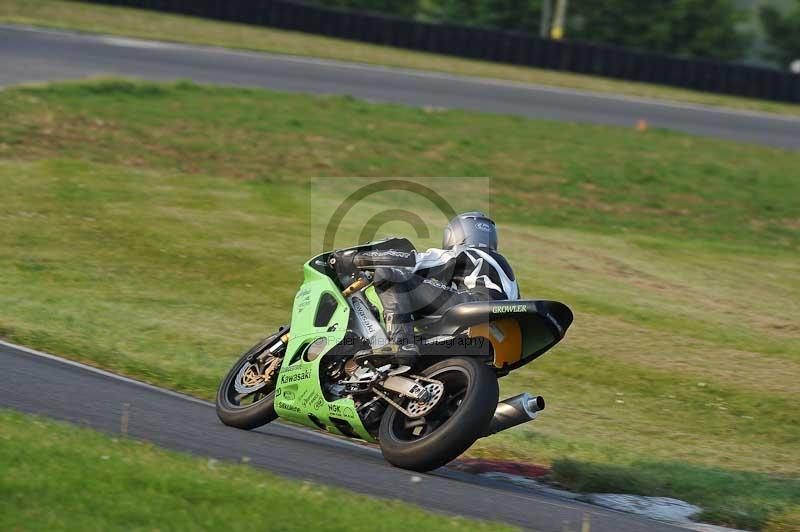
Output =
[{"x1": 355, "y1": 245, "x2": 520, "y2": 348}]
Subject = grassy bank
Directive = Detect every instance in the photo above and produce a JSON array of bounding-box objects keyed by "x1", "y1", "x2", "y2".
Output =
[
  {"x1": 2, "y1": 0, "x2": 800, "y2": 117},
  {"x1": 0, "y1": 410, "x2": 513, "y2": 531},
  {"x1": 0, "y1": 80, "x2": 798, "y2": 529}
]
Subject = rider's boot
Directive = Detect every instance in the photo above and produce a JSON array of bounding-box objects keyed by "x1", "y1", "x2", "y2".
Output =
[
  {"x1": 356, "y1": 312, "x2": 418, "y2": 368},
  {"x1": 361, "y1": 269, "x2": 420, "y2": 367},
  {"x1": 385, "y1": 312, "x2": 419, "y2": 367},
  {"x1": 380, "y1": 271, "x2": 419, "y2": 367}
]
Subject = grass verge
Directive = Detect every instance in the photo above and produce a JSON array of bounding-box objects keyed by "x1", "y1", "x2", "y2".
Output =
[
  {"x1": 1, "y1": 0, "x2": 800, "y2": 117},
  {"x1": 0, "y1": 79, "x2": 798, "y2": 529},
  {"x1": 0, "y1": 410, "x2": 513, "y2": 531}
]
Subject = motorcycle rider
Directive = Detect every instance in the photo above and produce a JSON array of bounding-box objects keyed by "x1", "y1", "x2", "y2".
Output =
[{"x1": 344, "y1": 211, "x2": 519, "y2": 366}]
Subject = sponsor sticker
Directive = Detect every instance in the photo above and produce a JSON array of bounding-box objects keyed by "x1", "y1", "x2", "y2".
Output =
[
  {"x1": 277, "y1": 401, "x2": 302, "y2": 414},
  {"x1": 295, "y1": 288, "x2": 312, "y2": 314},
  {"x1": 351, "y1": 295, "x2": 378, "y2": 336},
  {"x1": 280, "y1": 367, "x2": 312, "y2": 384},
  {"x1": 491, "y1": 304, "x2": 528, "y2": 314},
  {"x1": 299, "y1": 390, "x2": 310, "y2": 405},
  {"x1": 329, "y1": 403, "x2": 356, "y2": 418}
]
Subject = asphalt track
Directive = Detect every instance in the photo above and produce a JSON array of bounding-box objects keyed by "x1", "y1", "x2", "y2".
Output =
[
  {"x1": 1, "y1": 24, "x2": 799, "y2": 149},
  {"x1": 0, "y1": 341, "x2": 695, "y2": 532}
]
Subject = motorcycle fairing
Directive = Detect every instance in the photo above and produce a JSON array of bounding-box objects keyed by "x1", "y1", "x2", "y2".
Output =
[
  {"x1": 420, "y1": 300, "x2": 573, "y2": 370},
  {"x1": 273, "y1": 258, "x2": 376, "y2": 442}
]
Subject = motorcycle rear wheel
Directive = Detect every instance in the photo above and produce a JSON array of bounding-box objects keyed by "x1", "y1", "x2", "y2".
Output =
[
  {"x1": 216, "y1": 334, "x2": 282, "y2": 430},
  {"x1": 378, "y1": 356, "x2": 498, "y2": 472}
]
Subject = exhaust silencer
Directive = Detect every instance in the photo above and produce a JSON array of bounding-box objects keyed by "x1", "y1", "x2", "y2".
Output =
[{"x1": 483, "y1": 393, "x2": 545, "y2": 436}]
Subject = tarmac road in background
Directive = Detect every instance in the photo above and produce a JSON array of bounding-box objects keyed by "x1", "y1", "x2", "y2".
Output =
[{"x1": 1, "y1": 24, "x2": 799, "y2": 149}]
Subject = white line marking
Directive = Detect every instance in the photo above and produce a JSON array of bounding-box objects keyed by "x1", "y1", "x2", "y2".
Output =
[
  {"x1": 97, "y1": 36, "x2": 171, "y2": 49},
  {"x1": 0, "y1": 339, "x2": 212, "y2": 406},
  {"x1": 0, "y1": 339, "x2": 373, "y2": 451},
  {"x1": 3, "y1": 23, "x2": 799, "y2": 125}
]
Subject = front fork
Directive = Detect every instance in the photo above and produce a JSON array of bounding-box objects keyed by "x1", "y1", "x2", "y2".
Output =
[{"x1": 248, "y1": 324, "x2": 291, "y2": 365}]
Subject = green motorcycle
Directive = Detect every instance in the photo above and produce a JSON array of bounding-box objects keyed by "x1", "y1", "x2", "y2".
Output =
[{"x1": 216, "y1": 240, "x2": 572, "y2": 472}]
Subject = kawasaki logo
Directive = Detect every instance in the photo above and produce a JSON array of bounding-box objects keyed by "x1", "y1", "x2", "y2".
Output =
[
  {"x1": 280, "y1": 368, "x2": 312, "y2": 384},
  {"x1": 492, "y1": 304, "x2": 527, "y2": 314},
  {"x1": 351, "y1": 296, "x2": 377, "y2": 336}
]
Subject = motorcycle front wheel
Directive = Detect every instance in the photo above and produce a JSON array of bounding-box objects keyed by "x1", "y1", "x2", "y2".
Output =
[
  {"x1": 216, "y1": 333, "x2": 283, "y2": 430},
  {"x1": 378, "y1": 356, "x2": 499, "y2": 472}
]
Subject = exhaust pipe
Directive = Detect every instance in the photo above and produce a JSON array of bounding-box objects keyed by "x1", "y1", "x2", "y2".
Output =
[{"x1": 483, "y1": 393, "x2": 545, "y2": 436}]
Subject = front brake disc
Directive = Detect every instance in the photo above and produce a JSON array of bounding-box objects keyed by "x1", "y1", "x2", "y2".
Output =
[{"x1": 234, "y1": 362, "x2": 267, "y2": 395}]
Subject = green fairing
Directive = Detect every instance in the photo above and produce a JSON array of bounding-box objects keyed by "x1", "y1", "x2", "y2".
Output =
[
  {"x1": 273, "y1": 258, "x2": 377, "y2": 442},
  {"x1": 364, "y1": 285, "x2": 385, "y2": 328}
]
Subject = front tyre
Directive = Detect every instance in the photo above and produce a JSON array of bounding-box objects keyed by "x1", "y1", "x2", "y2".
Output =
[
  {"x1": 378, "y1": 356, "x2": 499, "y2": 472},
  {"x1": 216, "y1": 334, "x2": 282, "y2": 430}
]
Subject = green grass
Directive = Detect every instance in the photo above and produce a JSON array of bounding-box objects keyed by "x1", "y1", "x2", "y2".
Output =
[
  {"x1": 3, "y1": 0, "x2": 800, "y2": 117},
  {"x1": 0, "y1": 79, "x2": 798, "y2": 529},
  {"x1": 766, "y1": 507, "x2": 800, "y2": 532},
  {"x1": 0, "y1": 410, "x2": 514, "y2": 531}
]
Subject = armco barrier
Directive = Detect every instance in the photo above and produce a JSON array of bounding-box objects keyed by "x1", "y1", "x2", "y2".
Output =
[{"x1": 71, "y1": 0, "x2": 800, "y2": 103}]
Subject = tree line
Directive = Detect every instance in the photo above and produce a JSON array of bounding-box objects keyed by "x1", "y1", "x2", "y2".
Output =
[{"x1": 310, "y1": 0, "x2": 800, "y2": 68}]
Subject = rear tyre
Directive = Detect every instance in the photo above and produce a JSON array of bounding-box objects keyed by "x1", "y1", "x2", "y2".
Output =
[
  {"x1": 378, "y1": 356, "x2": 498, "y2": 472},
  {"x1": 216, "y1": 334, "x2": 282, "y2": 430}
]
